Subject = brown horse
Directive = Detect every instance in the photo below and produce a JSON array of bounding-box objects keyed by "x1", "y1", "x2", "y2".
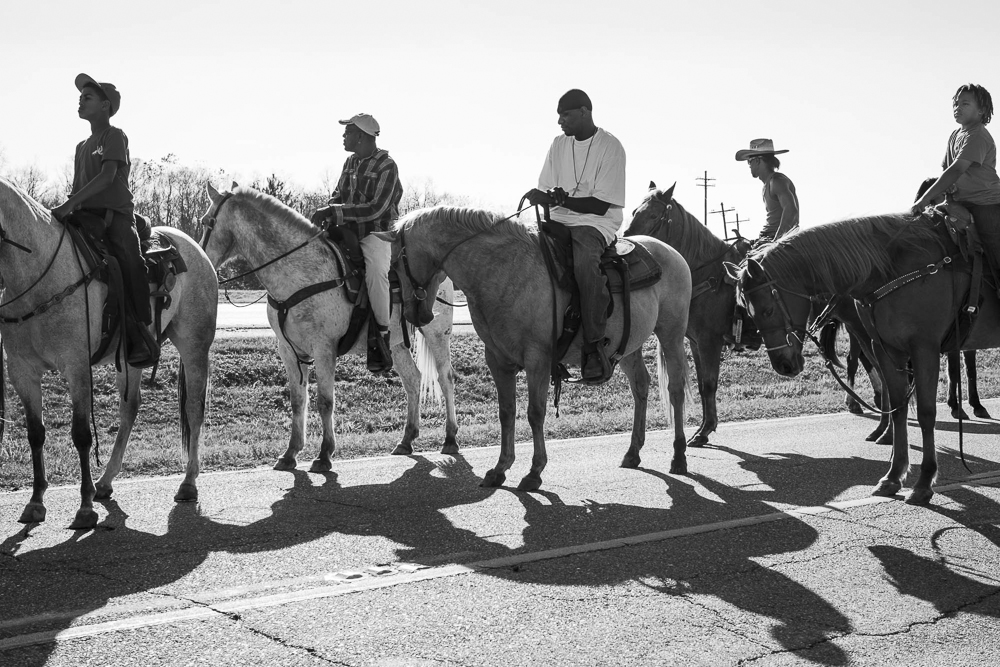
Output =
[
  {"x1": 0, "y1": 177, "x2": 217, "y2": 529},
  {"x1": 375, "y1": 206, "x2": 692, "y2": 491},
  {"x1": 625, "y1": 182, "x2": 752, "y2": 447},
  {"x1": 728, "y1": 213, "x2": 1000, "y2": 504}
]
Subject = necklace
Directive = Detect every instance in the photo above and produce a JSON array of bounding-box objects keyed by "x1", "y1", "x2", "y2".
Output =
[{"x1": 571, "y1": 132, "x2": 596, "y2": 196}]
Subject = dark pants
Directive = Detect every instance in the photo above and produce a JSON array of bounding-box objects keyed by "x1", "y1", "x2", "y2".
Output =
[
  {"x1": 568, "y1": 225, "x2": 610, "y2": 344},
  {"x1": 970, "y1": 204, "x2": 1000, "y2": 273},
  {"x1": 105, "y1": 210, "x2": 151, "y2": 325}
]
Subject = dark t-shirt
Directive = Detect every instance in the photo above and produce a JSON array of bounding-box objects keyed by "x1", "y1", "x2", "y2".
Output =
[{"x1": 72, "y1": 126, "x2": 134, "y2": 214}]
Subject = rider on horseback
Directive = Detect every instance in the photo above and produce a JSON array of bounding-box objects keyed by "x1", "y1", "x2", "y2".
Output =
[
  {"x1": 51, "y1": 74, "x2": 156, "y2": 367},
  {"x1": 311, "y1": 113, "x2": 403, "y2": 373},
  {"x1": 524, "y1": 89, "x2": 626, "y2": 384},
  {"x1": 912, "y1": 84, "x2": 1000, "y2": 283}
]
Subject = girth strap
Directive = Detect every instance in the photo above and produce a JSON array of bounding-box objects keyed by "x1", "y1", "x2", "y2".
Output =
[{"x1": 268, "y1": 279, "x2": 345, "y2": 371}]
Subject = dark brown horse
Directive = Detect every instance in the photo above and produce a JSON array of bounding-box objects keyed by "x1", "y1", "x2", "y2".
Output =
[
  {"x1": 728, "y1": 213, "x2": 1000, "y2": 504},
  {"x1": 625, "y1": 182, "x2": 753, "y2": 447}
]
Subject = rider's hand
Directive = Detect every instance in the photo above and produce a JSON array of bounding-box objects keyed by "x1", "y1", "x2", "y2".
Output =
[
  {"x1": 51, "y1": 201, "x2": 75, "y2": 222},
  {"x1": 311, "y1": 206, "x2": 332, "y2": 227},
  {"x1": 524, "y1": 188, "x2": 556, "y2": 207},
  {"x1": 548, "y1": 187, "x2": 568, "y2": 207}
]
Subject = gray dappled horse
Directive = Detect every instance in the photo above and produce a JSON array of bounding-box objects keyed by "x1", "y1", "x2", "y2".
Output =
[
  {"x1": 376, "y1": 205, "x2": 692, "y2": 491},
  {"x1": 199, "y1": 185, "x2": 459, "y2": 472},
  {"x1": 729, "y1": 213, "x2": 1000, "y2": 505},
  {"x1": 626, "y1": 182, "x2": 752, "y2": 447},
  {"x1": 0, "y1": 177, "x2": 217, "y2": 529}
]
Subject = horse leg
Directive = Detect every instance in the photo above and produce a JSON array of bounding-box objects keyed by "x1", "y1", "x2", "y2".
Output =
[
  {"x1": 274, "y1": 340, "x2": 308, "y2": 471},
  {"x1": 481, "y1": 347, "x2": 518, "y2": 488},
  {"x1": 845, "y1": 337, "x2": 863, "y2": 415},
  {"x1": 687, "y1": 337, "x2": 720, "y2": 447},
  {"x1": 618, "y1": 350, "x2": 649, "y2": 469},
  {"x1": 872, "y1": 352, "x2": 912, "y2": 498},
  {"x1": 95, "y1": 365, "x2": 143, "y2": 500},
  {"x1": 907, "y1": 348, "x2": 941, "y2": 505},
  {"x1": 946, "y1": 351, "x2": 967, "y2": 420},
  {"x1": 661, "y1": 336, "x2": 690, "y2": 475},
  {"x1": 516, "y1": 355, "x2": 551, "y2": 492},
  {"x1": 309, "y1": 352, "x2": 337, "y2": 473},
  {"x1": 66, "y1": 375, "x2": 99, "y2": 530},
  {"x1": 171, "y1": 335, "x2": 212, "y2": 502},
  {"x1": 390, "y1": 336, "x2": 421, "y2": 456},
  {"x1": 965, "y1": 351, "x2": 991, "y2": 418},
  {"x1": 12, "y1": 367, "x2": 47, "y2": 525},
  {"x1": 428, "y1": 329, "x2": 459, "y2": 455}
]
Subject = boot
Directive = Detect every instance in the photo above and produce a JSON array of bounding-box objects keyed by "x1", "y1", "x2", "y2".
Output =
[
  {"x1": 367, "y1": 325, "x2": 393, "y2": 374},
  {"x1": 581, "y1": 339, "x2": 613, "y2": 385},
  {"x1": 126, "y1": 319, "x2": 160, "y2": 369}
]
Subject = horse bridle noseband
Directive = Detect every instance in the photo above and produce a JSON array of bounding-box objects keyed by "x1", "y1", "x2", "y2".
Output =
[{"x1": 740, "y1": 264, "x2": 823, "y2": 352}]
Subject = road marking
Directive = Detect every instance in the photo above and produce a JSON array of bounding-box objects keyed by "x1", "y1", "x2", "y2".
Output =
[{"x1": 2, "y1": 472, "x2": 998, "y2": 652}]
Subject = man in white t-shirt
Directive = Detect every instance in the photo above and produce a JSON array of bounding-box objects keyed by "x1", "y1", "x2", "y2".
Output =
[{"x1": 525, "y1": 89, "x2": 627, "y2": 384}]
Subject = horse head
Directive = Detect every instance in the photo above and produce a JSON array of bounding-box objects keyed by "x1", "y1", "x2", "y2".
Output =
[
  {"x1": 725, "y1": 256, "x2": 808, "y2": 377},
  {"x1": 625, "y1": 181, "x2": 676, "y2": 239},
  {"x1": 200, "y1": 183, "x2": 237, "y2": 266},
  {"x1": 374, "y1": 226, "x2": 445, "y2": 328}
]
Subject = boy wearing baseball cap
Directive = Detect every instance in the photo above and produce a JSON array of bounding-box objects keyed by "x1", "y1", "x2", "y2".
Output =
[{"x1": 52, "y1": 74, "x2": 156, "y2": 367}]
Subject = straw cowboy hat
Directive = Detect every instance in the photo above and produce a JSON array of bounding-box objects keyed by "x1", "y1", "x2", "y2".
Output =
[{"x1": 735, "y1": 138, "x2": 789, "y2": 161}]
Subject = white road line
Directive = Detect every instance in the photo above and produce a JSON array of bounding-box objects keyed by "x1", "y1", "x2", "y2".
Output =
[{"x1": 2, "y1": 473, "x2": 998, "y2": 652}]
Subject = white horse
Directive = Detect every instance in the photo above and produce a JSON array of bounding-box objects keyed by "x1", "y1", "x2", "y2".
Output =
[
  {"x1": 0, "y1": 177, "x2": 217, "y2": 529},
  {"x1": 199, "y1": 184, "x2": 459, "y2": 472}
]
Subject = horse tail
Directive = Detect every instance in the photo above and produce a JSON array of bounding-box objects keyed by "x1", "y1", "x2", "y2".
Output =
[
  {"x1": 414, "y1": 328, "x2": 443, "y2": 407},
  {"x1": 178, "y1": 360, "x2": 192, "y2": 457},
  {"x1": 0, "y1": 340, "x2": 6, "y2": 446},
  {"x1": 818, "y1": 320, "x2": 845, "y2": 369},
  {"x1": 656, "y1": 339, "x2": 692, "y2": 426}
]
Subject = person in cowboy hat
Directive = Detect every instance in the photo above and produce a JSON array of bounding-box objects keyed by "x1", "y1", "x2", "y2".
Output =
[
  {"x1": 51, "y1": 73, "x2": 156, "y2": 367},
  {"x1": 311, "y1": 113, "x2": 403, "y2": 373},
  {"x1": 735, "y1": 138, "x2": 799, "y2": 243}
]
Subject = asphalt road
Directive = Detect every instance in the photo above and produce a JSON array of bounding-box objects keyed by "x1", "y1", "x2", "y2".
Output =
[{"x1": 2, "y1": 401, "x2": 999, "y2": 666}]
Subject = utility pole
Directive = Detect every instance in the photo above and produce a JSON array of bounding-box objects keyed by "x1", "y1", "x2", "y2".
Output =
[
  {"x1": 695, "y1": 171, "x2": 715, "y2": 226},
  {"x1": 727, "y1": 212, "x2": 748, "y2": 241},
  {"x1": 710, "y1": 202, "x2": 735, "y2": 238}
]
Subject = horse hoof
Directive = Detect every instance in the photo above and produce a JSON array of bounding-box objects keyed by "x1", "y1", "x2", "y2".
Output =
[
  {"x1": 952, "y1": 408, "x2": 969, "y2": 420},
  {"x1": 973, "y1": 407, "x2": 992, "y2": 419},
  {"x1": 620, "y1": 454, "x2": 641, "y2": 469},
  {"x1": 440, "y1": 442, "x2": 460, "y2": 456},
  {"x1": 875, "y1": 432, "x2": 893, "y2": 446},
  {"x1": 69, "y1": 508, "x2": 99, "y2": 531},
  {"x1": 174, "y1": 483, "x2": 198, "y2": 503},
  {"x1": 686, "y1": 434, "x2": 708, "y2": 448},
  {"x1": 669, "y1": 457, "x2": 688, "y2": 475},
  {"x1": 309, "y1": 459, "x2": 333, "y2": 473},
  {"x1": 391, "y1": 443, "x2": 413, "y2": 456},
  {"x1": 480, "y1": 470, "x2": 506, "y2": 488},
  {"x1": 905, "y1": 488, "x2": 934, "y2": 505},
  {"x1": 517, "y1": 474, "x2": 542, "y2": 492},
  {"x1": 94, "y1": 484, "x2": 114, "y2": 500},
  {"x1": 872, "y1": 481, "x2": 901, "y2": 497},
  {"x1": 273, "y1": 457, "x2": 297, "y2": 471},
  {"x1": 18, "y1": 502, "x2": 46, "y2": 524}
]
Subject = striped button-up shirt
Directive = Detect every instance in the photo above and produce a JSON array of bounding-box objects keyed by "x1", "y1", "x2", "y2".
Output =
[{"x1": 328, "y1": 149, "x2": 403, "y2": 237}]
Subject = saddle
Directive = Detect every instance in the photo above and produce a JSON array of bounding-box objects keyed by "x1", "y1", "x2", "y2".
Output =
[
  {"x1": 922, "y1": 201, "x2": 998, "y2": 351},
  {"x1": 536, "y1": 215, "x2": 663, "y2": 406},
  {"x1": 64, "y1": 211, "x2": 187, "y2": 369}
]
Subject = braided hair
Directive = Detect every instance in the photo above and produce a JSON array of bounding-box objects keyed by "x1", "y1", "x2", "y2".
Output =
[{"x1": 953, "y1": 83, "x2": 993, "y2": 125}]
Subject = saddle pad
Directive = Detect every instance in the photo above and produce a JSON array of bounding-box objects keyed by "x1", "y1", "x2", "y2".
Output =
[{"x1": 601, "y1": 239, "x2": 662, "y2": 293}]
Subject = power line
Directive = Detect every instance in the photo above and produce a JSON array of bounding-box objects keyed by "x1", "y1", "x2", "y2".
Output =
[{"x1": 695, "y1": 171, "x2": 715, "y2": 227}]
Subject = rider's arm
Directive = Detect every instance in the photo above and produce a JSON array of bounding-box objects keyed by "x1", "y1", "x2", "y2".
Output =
[
  {"x1": 772, "y1": 177, "x2": 799, "y2": 237},
  {"x1": 552, "y1": 190, "x2": 612, "y2": 216},
  {"x1": 52, "y1": 161, "x2": 118, "y2": 220},
  {"x1": 912, "y1": 159, "x2": 972, "y2": 212},
  {"x1": 327, "y1": 160, "x2": 401, "y2": 228}
]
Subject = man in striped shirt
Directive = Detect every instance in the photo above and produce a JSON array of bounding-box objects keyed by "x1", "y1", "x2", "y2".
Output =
[{"x1": 313, "y1": 113, "x2": 402, "y2": 372}]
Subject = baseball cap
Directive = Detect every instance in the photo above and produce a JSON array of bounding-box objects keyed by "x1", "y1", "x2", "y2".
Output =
[
  {"x1": 75, "y1": 73, "x2": 121, "y2": 116},
  {"x1": 338, "y1": 113, "x2": 380, "y2": 137}
]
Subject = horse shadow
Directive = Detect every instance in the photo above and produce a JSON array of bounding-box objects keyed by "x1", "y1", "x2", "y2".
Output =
[{"x1": 0, "y1": 455, "x2": 497, "y2": 666}]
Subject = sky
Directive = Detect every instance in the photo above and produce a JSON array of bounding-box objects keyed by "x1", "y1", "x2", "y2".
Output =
[{"x1": 3, "y1": 0, "x2": 999, "y2": 239}]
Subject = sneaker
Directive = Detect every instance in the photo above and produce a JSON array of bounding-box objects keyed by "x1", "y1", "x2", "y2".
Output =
[{"x1": 367, "y1": 326, "x2": 393, "y2": 374}]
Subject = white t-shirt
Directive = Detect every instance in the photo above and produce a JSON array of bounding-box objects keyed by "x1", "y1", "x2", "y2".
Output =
[{"x1": 538, "y1": 127, "x2": 626, "y2": 244}]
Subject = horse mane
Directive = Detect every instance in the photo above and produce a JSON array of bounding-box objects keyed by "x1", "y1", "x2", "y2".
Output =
[
  {"x1": 396, "y1": 205, "x2": 539, "y2": 248},
  {"x1": 660, "y1": 194, "x2": 729, "y2": 261},
  {"x1": 229, "y1": 186, "x2": 318, "y2": 244},
  {"x1": 0, "y1": 176, "x2": 52, "y2": 224},
  {"x1": 752, "y1": 213, "x2": 944, "y2": 293}
]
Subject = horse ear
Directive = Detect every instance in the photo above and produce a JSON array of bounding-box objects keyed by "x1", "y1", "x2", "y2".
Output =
[
  {"x1": 746, "y1": 258, "x2": 765, "y2": 280},
  {"x1": 648, "y1": 181, "x2": 657, "y2": 190},
  {"x1": 722, "y1": 261, "x2": 743, "y2": 282},
  {"x1": 206, "y1": 182, "x2": 221, "y2": 201},
  {"x1": 231, "y1": 180, "x2": 240, "y2": 190},
  {"x1": 371, "y1": 230, "x2": 397, "y2": 243},
  {"x1": 662, "y1": 182, "x2": 677, "y2": 201}
]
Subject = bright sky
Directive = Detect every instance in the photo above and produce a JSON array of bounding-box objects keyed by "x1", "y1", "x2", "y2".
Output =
[{"x1": 3, "y1": 0, "x2": 999, "y2": 238}]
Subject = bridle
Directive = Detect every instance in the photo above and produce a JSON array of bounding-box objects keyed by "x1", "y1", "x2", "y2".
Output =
[
  {"x1": 198, "y1": 192, "x2": 233, "y2": 251},
  {"x1": 740, "y1": 263, "x2": 826, "y2": 352}
]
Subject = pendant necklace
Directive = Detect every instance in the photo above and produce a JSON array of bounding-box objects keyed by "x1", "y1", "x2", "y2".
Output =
[{"x1": 571, "y1": 132, "x2": 595, "y2": 196}]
